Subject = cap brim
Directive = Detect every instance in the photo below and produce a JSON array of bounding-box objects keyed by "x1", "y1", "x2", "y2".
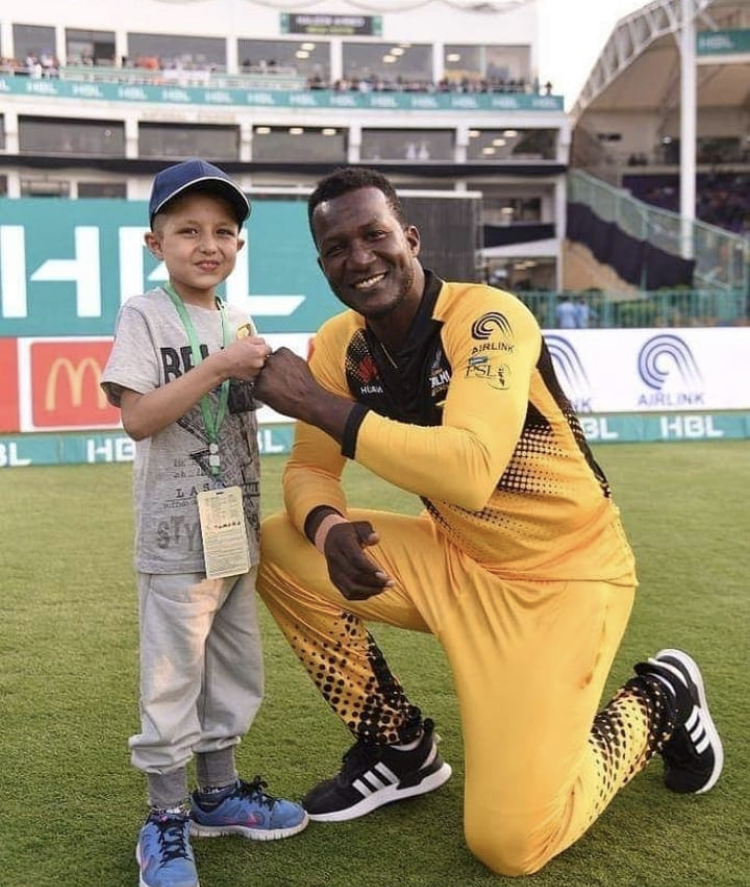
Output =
[{"x1": 150, "y1": 176, "x2": 251, "y2": 227}]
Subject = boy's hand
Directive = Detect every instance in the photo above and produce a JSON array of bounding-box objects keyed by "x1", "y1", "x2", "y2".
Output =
[{"x1": 221, "y1": 336, "x2": 272, "y2": 382}]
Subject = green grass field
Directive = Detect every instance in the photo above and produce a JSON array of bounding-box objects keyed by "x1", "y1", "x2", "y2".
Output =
[{"x1": 1, "y1": 441, "x2": 748, "y2": 887}]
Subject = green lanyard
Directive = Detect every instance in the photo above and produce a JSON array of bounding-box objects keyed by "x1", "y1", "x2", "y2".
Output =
[{"x1": 163, "y1": 283, "x2": 231, "y2": 477}]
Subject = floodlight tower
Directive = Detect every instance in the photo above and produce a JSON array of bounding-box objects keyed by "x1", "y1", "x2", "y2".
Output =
[{"x1": 679, "y1": 0, "x2": 698, "y2": 256}]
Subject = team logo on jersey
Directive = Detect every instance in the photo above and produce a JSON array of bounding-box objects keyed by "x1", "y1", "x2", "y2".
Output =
[
  {"x1": 466, "y1": 355, "x2": 511, "y2": 390},
  {"x1": 428, "y1": 347, "x2": 451, "y2": 398},
  {"x1": 471, "y1": 312, "x2": 513, "y2": 340}
]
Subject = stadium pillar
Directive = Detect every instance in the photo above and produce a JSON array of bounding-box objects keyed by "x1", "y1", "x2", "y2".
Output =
[{"x1": 679, "y1": 0, "x2": 697, "y2": 258}]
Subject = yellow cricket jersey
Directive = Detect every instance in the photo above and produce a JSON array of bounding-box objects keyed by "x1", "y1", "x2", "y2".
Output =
[{"x1": 283, "y1": 272, "x2": 636, "y2": 584}]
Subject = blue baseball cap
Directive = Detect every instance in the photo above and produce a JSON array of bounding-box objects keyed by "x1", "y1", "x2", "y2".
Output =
[{"x1": 149, "y1": 158, "x2": 251, "y2": 228}]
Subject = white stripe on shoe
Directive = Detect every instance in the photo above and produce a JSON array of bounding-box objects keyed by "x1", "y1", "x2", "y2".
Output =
[
  {"x1": 655, "y1": 648, "x2": 724, "y2": 794},
  {"x1": 309, "y1": 762, "x2": 453, "y2": 823}
]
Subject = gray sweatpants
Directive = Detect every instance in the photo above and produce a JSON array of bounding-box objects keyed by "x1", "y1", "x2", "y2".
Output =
[{"x1": 129, "y1": 568, "x2": 264, "y2": 787}]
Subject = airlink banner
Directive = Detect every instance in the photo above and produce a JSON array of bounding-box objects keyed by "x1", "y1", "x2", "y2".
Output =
[
  {"x1": 2, "y1": 328, "x2": 749, "y2": 436},
  {"x1": 544, "y1": 328, "x2": 750, "y2": 414}
]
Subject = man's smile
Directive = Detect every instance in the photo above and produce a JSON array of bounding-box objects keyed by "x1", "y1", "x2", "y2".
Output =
[{"x1": 353, "y1": 272, "x2": 387, "y2": 290}]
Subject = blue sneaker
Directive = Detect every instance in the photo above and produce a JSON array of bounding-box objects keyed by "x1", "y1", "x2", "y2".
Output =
[
  {"x1": 136, "y1": 810, "x2": 199, "y2": 887},
  {"x1": 190, "y1": 776, "x2": 308, "y2": 841}
]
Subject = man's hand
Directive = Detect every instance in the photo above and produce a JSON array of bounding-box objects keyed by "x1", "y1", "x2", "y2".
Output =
[
  {"x1": 323, "y1": 521, "x2": 394, "y2": 601},
  {"x1": 253, "y1": 347, "x2": 318, "y2": 417}
]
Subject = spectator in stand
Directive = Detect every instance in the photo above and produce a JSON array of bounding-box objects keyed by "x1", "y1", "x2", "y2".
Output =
[
  {"x1": 555, "y1": 294, "x2": 577, "y2": 328},
  {"x1": 574, "y1": 296, "x2": 593, "y2": 328}
]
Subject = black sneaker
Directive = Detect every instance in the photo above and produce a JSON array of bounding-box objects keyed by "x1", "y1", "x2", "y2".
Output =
[
  {"x1": 637, "y1": 648, "x2": 724, "y2": 794},
  {"x1": 302, "y1": 718, "x2": 452, "y2": 822}
]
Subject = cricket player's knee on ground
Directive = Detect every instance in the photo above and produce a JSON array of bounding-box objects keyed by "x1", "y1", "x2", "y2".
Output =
[{"x1": 465, "y1": 812, "x2": 553, "y2": 877}]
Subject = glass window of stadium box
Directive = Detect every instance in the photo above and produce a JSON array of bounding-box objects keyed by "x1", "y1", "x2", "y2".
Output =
[
  {"x1": 483, "y1": 196, "x2": 542, "y2": 225},
  {"x1": 696, "y1": 136, "x2": 744, "y2": 164},
  {"x1": 251, "y1": 126, "x2": 347, "y2": 163},
  {"x1": 238, "y1": 39, "x2": 330, "y2": 82},
  {"x1": 342, "y1": 42, "x2": 431, "y2": 88},
  {"x1": 0, "y1": 176, "x2": 7, "y2": 197},
  {"x1": 361, "y1": 129, "x2": 454, "y2": 161},
  {"x1": 78, "y1": 181, "x2": 128, "y2": 198},
  {"x1": 485, "y1": 258, "x2": 556, "y2": 293},
  {"x1": 18, "y1": 117, "x2": 125, "y2": 156},
  {"x1": 443, "y1": 44, "x2": 531, "y2": 90},
  {"x1": 12, "y1": 24, "x2": 55, "y2": 65},
  {"x1": 466, "y1": 128, "x2": 557, "y2": 161},
  {"x1": 126, "y1": 33, "x2": 226, "y2": 70},
  {"x1": 139, "y1": 123, "x2": 240, "y2": 160},
  {"x1": 20, "y1": 178, "x2": 71, "y2": 197},
  {"x1": 65, "y1": 29, "x2": 116, "y2": 66}
]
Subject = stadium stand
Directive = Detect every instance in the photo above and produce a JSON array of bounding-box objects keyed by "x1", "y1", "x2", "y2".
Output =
[
  {"x1": 2, "y1": 0, "x2": 750, "y2": 452},
  {"x1": 0, "y1": 0, "x2": 747, "y2": 321},
  {"x1": 0, "y1": 0, "x2": 566, "y2": 295}
]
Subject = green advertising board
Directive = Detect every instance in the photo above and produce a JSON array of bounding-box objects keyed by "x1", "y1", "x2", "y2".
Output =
[
  {"x1": 0, "y1": 75, "x2": 563, "y2": 111},
  {"x1": 0, "y1": 197, "x2": 338, "y2": 338},
  {"x1": 1, "y1": 413, "x2": 747, "y2": 468},
  {"x1": 697, "y1": 28, "x2": 750, "y2": 56}
]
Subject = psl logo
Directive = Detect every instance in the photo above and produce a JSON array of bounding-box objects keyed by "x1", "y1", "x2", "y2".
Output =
[
  {"x1": 471, "y1": 312, "x2": 513, "y2": 340},
  {"x1": 638, "y1": 334, "x2": 702, "y2": 389},
  {"x1": 544, "y1": 334, "x2": 592, "y2": 412}
]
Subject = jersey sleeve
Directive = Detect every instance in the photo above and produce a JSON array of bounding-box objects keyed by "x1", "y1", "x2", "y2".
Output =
[
  {"x1": 282, "y1": 319, "x2": 354, "y2": 534},
  {"x1": 353, "y1": 288, "x2": 542, "y2": 511},
  {"x1": 100, "y1": 303, "x2": 160, "y2": 407}
]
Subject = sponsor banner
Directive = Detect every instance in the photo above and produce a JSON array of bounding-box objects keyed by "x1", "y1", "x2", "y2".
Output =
[
  {"x1": 577, "y1": 412, "x2": 750, "y2": 442},
  {"x1": 0, "y1": 425, "x2": 295, "y2": 468},
  {"x1": 0, "y1": 338, "x2": 20, "y2": 431},
  {"x1": 543, "y1": 328, "x2": 750, "y2": 413},
  {"x1": 6, "y1": 327, "x2": 750, "y2": 432},
  {"x1": 2, "y1": 413, "x2": 748, "y2": 468},
  {"x1": 0, "y1": 197, "x2": 331, "y2": 338},
  {"x1": 17, "y1": 333, "x2": 311, "y2": 433},
  {"x1": 29, "y1": 339, "x2": 119, "y2": 430},
  {"x1": 697, "y1": 28, "x2": 750, "y2": 57},
  {"x1": 0, "y1": 75, "x2": 563, "y2": 111}
]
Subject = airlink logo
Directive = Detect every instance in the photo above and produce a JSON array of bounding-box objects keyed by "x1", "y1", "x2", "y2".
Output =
[
  {"x1": 544, "y1": 334, "x2": 592, "y2": 413},
  {"x1": 471, "y1": 312, "x2": 512, "y2": 340},
  {"x1": 31, "y1": 341, "x2": 120, "y2": 429},
  {"x1": 637, "y1": 334, "x2": 705, "y2": 408}
]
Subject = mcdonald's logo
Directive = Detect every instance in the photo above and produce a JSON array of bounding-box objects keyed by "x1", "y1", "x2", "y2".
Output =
[
  {"x1": 30, "y1": 340, "x2": 120, "y2": 429},
  {"x1": 45, "y1": 357, "x2": 108, "y2": 411}
]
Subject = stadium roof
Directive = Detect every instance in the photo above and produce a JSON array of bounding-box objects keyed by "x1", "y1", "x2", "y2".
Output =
[{"x1": 570, "y1": 0, "x2": 750, "y2": 125}]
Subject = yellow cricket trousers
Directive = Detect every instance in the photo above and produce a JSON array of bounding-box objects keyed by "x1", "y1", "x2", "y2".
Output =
[{"x1": 259, "y1": 508, "x2": 658, "y2": 876}]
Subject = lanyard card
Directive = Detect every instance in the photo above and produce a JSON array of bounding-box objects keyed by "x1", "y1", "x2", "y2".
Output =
[{"x1": 197, "y1": 486, "x2": 251, "y2": 579}]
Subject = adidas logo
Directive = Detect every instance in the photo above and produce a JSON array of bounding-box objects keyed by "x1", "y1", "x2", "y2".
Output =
[
  {"x1": 684, "y1": 706, "x2": 711, "y2": 754},
  {"x1": 352, "y1": 763, "x2": 399, "y2": 798}
]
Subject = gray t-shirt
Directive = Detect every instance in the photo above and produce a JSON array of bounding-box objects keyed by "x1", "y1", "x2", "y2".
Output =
[{"x1": 102, "y1": 287, "x2": 261, "y2": 574}]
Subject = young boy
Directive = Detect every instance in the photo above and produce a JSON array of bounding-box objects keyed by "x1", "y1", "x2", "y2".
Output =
[{"x1": 102, "y1": 159, "x2": 307, "y2": 887}]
